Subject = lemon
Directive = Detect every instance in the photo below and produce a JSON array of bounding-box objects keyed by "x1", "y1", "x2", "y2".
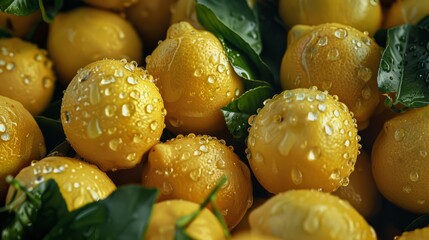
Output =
[
  {"x1": 0, "y1": 38, "x2": 56, "y2": 115},
  {"x1": 142, "y1": 133, "x2": 253, "y2": 230},
  {"x1": 0, "y1": 95, "x2": 46, "y2": 200},
  {"x1": 395, "y1": 226, "x2": 429, "y2": 240},
  {"x1": 248, "y1": 189, "x2": 377, "y2": 240},
  {"x1": 280, "y1": 23, "x2": 382, "y2": 130},
  {"x1": 6, "y1": 156, "x2": 116, "y2": 211},
  {"x1": 384, "y1": 0, "x2": 429, "y2": 28},
  {"x1": 146, "y1": 21, "x2": 244, "y2": 135},
  {"x1": 47, "y1": 7, "x2": 142, "y2": 86},
  {"x1": 372, "y1": 105, "x2": 429, "y2": 213},
  {"x1": 246, "y1": 87, "x2": 360, "y2": 193},
  {"x1": 145, "y1": 199, "x2": 226, "y2": 240},
  {"x1": 278, "y1": 0, "x2": 382, "y2": 36},
  {"x1": 61, "y1": 59, "x2": 165, "y2": 171}
]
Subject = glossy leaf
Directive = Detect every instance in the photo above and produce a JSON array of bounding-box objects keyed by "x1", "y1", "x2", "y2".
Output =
[
  {"x1": 44, "y1": 186, "x2": 158, "y2": 240},
  {"x1": 222, "y1": 85, "x2": 274, "y2": 141},
  {"x1": 377, "y1": 24, "x2": 429, "y2": 110},
  {"x1": 404, "y1": 214, "x2": 429, "y2": 232},
  {"x1": 35, "y1": 116, "x2": 66, "y2": 153}
]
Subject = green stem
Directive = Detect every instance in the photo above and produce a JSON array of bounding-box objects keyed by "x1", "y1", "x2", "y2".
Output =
[
  {"x1": 6, "y1": 176, "x2": 41, "y2": 209},
  {"x1": 38, "y1": 0, "x2": 53, "y2": 23}
]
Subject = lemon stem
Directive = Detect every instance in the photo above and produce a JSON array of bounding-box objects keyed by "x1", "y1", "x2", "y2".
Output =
[{"x1": 5, "y1": 175, "x2": 41, "y2": 209}]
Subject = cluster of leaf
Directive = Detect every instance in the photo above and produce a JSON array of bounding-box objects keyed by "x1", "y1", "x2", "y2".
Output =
[{"x1": 0, "y1": 175, "x2": 229, "y2": 239}]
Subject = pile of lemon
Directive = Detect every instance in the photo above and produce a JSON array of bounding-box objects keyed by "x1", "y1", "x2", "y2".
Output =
[{"x1": 1, "y1": 0, "x2": 429, "y2": 239}]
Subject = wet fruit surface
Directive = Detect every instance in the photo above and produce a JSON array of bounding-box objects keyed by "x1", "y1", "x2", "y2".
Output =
[
  {"x1": 246, "y1": 87, "x2": 360, "y2": 193},
  {"x1": 61, "y1": 59, "x2": 165, "y2": 171}
]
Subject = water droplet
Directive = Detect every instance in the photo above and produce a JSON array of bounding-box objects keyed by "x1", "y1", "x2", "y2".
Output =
[
  {"x1": 42, "y1": 77, "x2": 52, "y2": 89},
  {"x1": 340, "y1": 177, "x2": 350, "y2": 186},
  {"x1": 329, "y1": 169, "x2": 341, "y2": 180},
  {"x1": 344, "y1": 139, "x2": 351, "y2": 147},
  {"x1": 369, "y1": 0, "x2": 378, "y2": 6},
  {"x1": 321, "y1": 81, "x2": 332, "y2": 90},
  {"x1": 254, "y1": 152, "x2": 264, "y2": 163},
  {"x1": 109, "y1": 138, "x2": 123, "y2": 151},
  {"x1": 291, "y1": 168, "x2": 303, "y2": 185},
  {"x1": 126, "y1": 153, "x2": 137, "y2": 161},
  {"x1": 317, "y1": 104, "x2": 327, "y2": 112},
  {"x1": 357, "y1": 67, "x2": 372, "y2": 82},
  {"x1": 324, "y1": 124, "x2": 333, "y2": 136},
  {"x1": 34, "y1": 53, "x2": 43, "y2": 62},
  {"x1": 121, "y1": 103, "x2": 135, "y2": 117},
  {"x1": 199, "y1": 144, "x2": 209, "y2": 153},
  {"x1": 89, "y1": 84, "x2": 101, "y2": 105},
  {"x1": 216, "y1": 159, "x2": 226, "y2": 169},
  {"x1": 420, "y1": 150, "x2": 427, "y2": 158},
  {"x1": 333, "y1": 110, "x2": 340, "y2": 117},
  {"x1": 334, "y1": 28, "x2": 348, "y2": 39},
  {"x1": 417, "y1": 199, "x2": 426, "y2": 205},
  {"x1": 73, "y1": 182, "x2": 80, "y2": 188},
  {"x1": 193, "y1": 69, "x2": 202, "y2": 77},
  {"x1": 296, "y1": 93, "x2": 305, "y2": 101},
  {"x1": 361, "y1": 86, "x2": 372, "y2": 100},
  {"x1": 307, "y1": 112, "x2": 318, "y2": 121},
  {"x1": 0, "y1": 124, "x2": 5, "y2": 132},
  {"x1": 104, "y1": 104, "x2": 117, "y2": 117},
  {"x1": 189, "y1": 168, "x2": 202, "y2": 181},
  {"x1": 409, "y1": 172, "x2": 419, "y2": 182},
  {"x1": 149, "y1": 121, "x2": 158, "y2": 131},
  {"x1": 53, "y1": 166, "x2": 65, "y2": 173},
  {"x1": 394, "y1": 129, "x2": 405, "y2": 141},
  {"x1": 34, "y1": 175, "x2": 44, "y2": 184},
  {"x1": 380, "y1": 59, "x2": 391, "y2": 72},
  {"x1": 193, "y1": 150, "x2": 201, "y2": 156},
  {"x1": 22, "y1": 75, "x2": 32, "y2": 85},
  {"x1": 303, "y1": 209, "x2": 321, "y2": 233},
  {"x1": 124, "y1": 62, "x2": 136, "y2": 72},
  {"x1": 1, "y1": 133, "x2": 10, "y2": 141},
  {"x1": 317, "y1": 36, "x2": 328, "y2": 46},
  {"x1": 145, "y1": 104, "x2": 154, "y2": 113},
  {"x1": 327, "y1": 48, "x2": 340, "y2": 61},
  {"x1": 86, "y1": 119, "x2": 102, "y2": 139},
  {"x1": 217, "y1": 64, "x2": 226, "y2": 73},
  {"x1": 127, "y1": 76, "x2": 137, "y2": 85},
  {"x1": 207, "y1": 75, "x2": 215, "y2": 84},
  {"x1": 6, "y1": 62, "x2": 14, "y2": 71}
]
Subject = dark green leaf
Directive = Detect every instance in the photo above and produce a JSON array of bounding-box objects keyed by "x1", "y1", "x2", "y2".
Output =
[
  {"x1": 47, "y1": 141, "x2": 76, "y2": 158},
  {"x1": 417, "y1": 14, "x2": 429, "y2": 29},
  {"x1": 404, "y1": 214, "x2": 429, "y2": 232},
  {"x1": 1, "y1": 179, "x2": 68, "y2": 240},
  {"x1": 374, "y1": 28, "x2": 387, "y2": 48},
  {"x1": 38, "y1": 0, "x2": 63, "y2": 23},
  {"x1": 196, "y1": 0, "x2": 274, "y2": 84},
  {"x1": 174, "y1": 228, "x2": 196, "y2": 240},
  {"x1": 44, "y1": 186, "x2": 159, "y2": 240},
  {"x1": 195, "y1": 0, "x2": 261, "y2": 54},
  {"x1": 0, "y1": 0, "x2": 38, "y2": 16},
  {"x1": 222, "y1": 85, "x2": 274, "y2": 141},
  {"x1": 35, "y1": 116, "x2": 66, "y2": 153},
  {"x1": 377, "y1": 24, "x2": 429, "y2": 110},
  {"x1": 257, "y1": 0, "x2": 287, "y2": 90},
  {"x1": 39, "y1": 99, "x2": 61, "y2": 119}
]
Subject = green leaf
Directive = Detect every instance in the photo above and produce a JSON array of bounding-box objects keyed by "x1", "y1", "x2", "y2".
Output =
[
  {"x1": 377, "y1": 24, "x2": 429, "y2": 111},
  {"x1": 196, "y1": 0, "x2": 274, "y2": 84},
  {"x1": 222, "y1": 85, "x2": 274, "y2": 141},
  {"x1": 44, "y1": 186, "x2": 159, "y2": 240},
  {"x1": 38, "y1": 0, "x2": 63, "y2": 23},
  {"x1": 1, "y1": 179, "x2": 68, "y2": 240},
  {"x1": 35, "y1": 116, "x2": 66, "y2": 153},
  {"x1": 0, "y1": 0, "x2": 39, "y2": 16},
  {"x1": 404, "y1": 214, "x2": 429, "y2": 232},
  {"x1": 256, "y1": 0, "x2": 287, "y2": 89},
  {"x1": 195, "y1": 0, "x2": 261, "y2": 54},
  {"x1": 417, "y1": 14, "x2": 429, "y2": 28}
]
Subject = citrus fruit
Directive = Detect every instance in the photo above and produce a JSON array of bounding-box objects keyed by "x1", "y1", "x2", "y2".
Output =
[
  {"x1": 47, "y1": 7, "x2": 142, "y2": 86},
  {"x1": 372, "y1": 105, "x2": 429, "y2": 213},
  {"x1": 278, "y1": 0, "x2": 382, "y2": 36},
  {"x1": 142, "y1": 133, "x2": 253, "y2": 230},
  {"x1": 246, "y1": 87, "x2": 360, "y2": 193},
  {"x1": 384, "y1": 0, "x2": 429, "y2": 28},
  {"x1": 280, "y1": 23, "x2": 382, "y2": 130},
  {"x1": 6, "y1": 156, "x2": 116, "y2": 211},
  {"x1": 145, "y1": 199, "x2": 226, "y2": 240},
  {"x1": 332, "y1": 150, "x2": 382, "y2": 219},
  {"x1": 126, "y1": 0, "x2": 176, "y2": 53},
  {"x1": 232, "y1": 231, "x2": 281, "y2": 240},
  {"x1": 0, "y1": 38, "x2": 56, "y2": 115},
  {"x1": 61, "y1": 59, "x2": 165, "y2": 171},
  {"x1": 145, "y1": 21, "x2": 244, "y2": 135},
  {"x1": 395, "y1": 226, "x2": 429, "y2": 240},
  {"x1": 248, "y1": 189, "x2": 377, "y2": 240},
  {"x1": 0, "y1": 95, "x2": 46, "y2": 200}
]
